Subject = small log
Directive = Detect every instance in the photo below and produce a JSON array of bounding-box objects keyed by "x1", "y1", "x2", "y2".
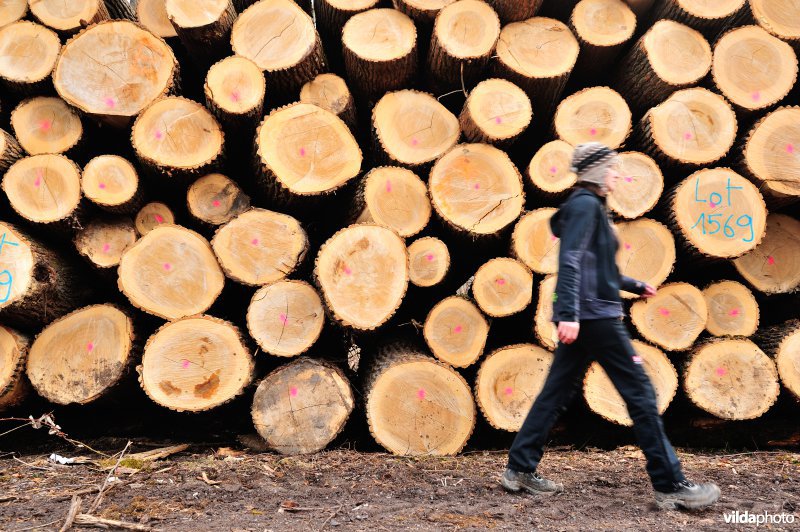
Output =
[
  {"x1": 134, "y1": 202, "x2": 174, "y2": 236},
  {"x1": 204, "y1": 55, "x2": 265, "y2": 137},
  {"x1": 474, "y1": 343, "x2": 553, "y2": 431},
  {"x1": 211, "y1": 208, "x2": 308, "y2": 286},
  {"x1": 299, "y1": 73, "x2": 357, "y2": 132},
  {"x1": 165, "y1": 0, "x2": 236, "y2": 67},
  {"x1": 53, "y1": 20, "x2": 178, "y2": 128},
  {"x1": 733, "y1": 214, "x2": 800, "y2": 295},
  {"x1": 569, "y1": 0, "x2": 636, "y2": 78},
  {"x1": 231, "y1": 0, "x2": 326, "y2": 96},
  {"x1": 427, "y1": 0, "x2": 501, "y2": 91},
  {"x1": 11, "y1": 96, "x2": 83, "y2": 156},
  {"x1": 314, "y1": 0, "x2": 380, "y2": 66},
  {"x1": 252, "y1": 358, "x2": 354, "y2": 455},
  {"x1": 525, "y1": 140, "x2": 576, "y2": 199},
  {"x1": 494, "y1": 17, "x2": 580, "y2": 119},
  {"x1": 533, "y1": 274, "x2": 558, "y2": 350},
  {"x1": 0, "y1": 0, "x2": 27, "y2": 27},
  {"x1": 631, "y1": 88, "x2": 737, "y2": 170},
  {"x1": 139, "y1": 315, "x2": 254, "y2": 412},
  {"x1": 459, "y1": 78, "x2": 532, "y2": 147},
  {"x1": 630, "y1": 282, "x2": 708, "y2": 351},
  {"x1": 372, "y1": 90, "x2": 460, "y2": 169},
  {"x1": 407, "y1": 237, "x2": 450, "y2": 287},
  {"x1": 186, "y1": 173, "x2": 251, "y2": 228},
  {"x1": 613, "y1": 20, "x2": 711, "y2": 115},
  {"x1": 74, "y1": 217, "x2": 137, "y2": 272},
  {"x1": 2, "y1": 154, "x2": 83, "y2": 232},
  {"x1": 666, "y1": 168, "x2": 767, "y2": 262},
  {"x1": 82, "y1": 155, "x2": 144, "y2": 215},
  {"x1": 423, "y1": 295, "x2": 489, "y2": 367},
  {"x1": 684, "y1": 338, "x2": 780, "y2": 420},
  {"x1": 0, "y1": 21, "x2": 60, "y2": 95},
  {"x1": 351, "y1": 167, "x2": 431, "y2": 238},
  {"x1": 702, "y1": 280, "x2": 759, "y2": 337},
  {"x1": 712, "y1": 25, "x2": 798, "y2": 114},
  {"x1": 247, "y1": 280, "x2": 324, "y2": 358},
  {"x1": 649, "y1": 0, "x2": 751, "y2": 39},
  {"x1": 486, "y1": 0, "x2": 543, "y2": 23},
  {"x1": 511, "y1": 208, "x2": 559, "y2": 275},
  {"x1": 472, "y1": 257, "x2": 533, "y2": 317},
  {"x1": 0, "y1": 129, "x2": 24, "y2": 175},
  {"x1": 365, "y1": 342, "x2": 475, "y2": 455},
  {"x1": 29, "y1": 0, "x2": 109, "y2": 34},
  {"x1": 132, "y1": 96, "x2": 224, "y2": 183},
  {"x1": 553, "y1": 86, "x2": 631, "y2": 150},
  {"x1": 429, "y1": 143, "x2": 525, "y2": 238},
  {"x1": 26, "y1": 304, "x2": 134, "y2": 405},
  {"x1": 583, "y1": 340, "x2": 677, "y2": 426},
  {"x1": 750, "y1": 0, "x2": 800, "y2": 49},
  {"x1": 135, "y1": 0, "x2": 179, "y2": 40},
  {"x1": 607, "y1": 151, "x2": 663, "y2": 219},
  {"x1": 0, "y1": 325, "x2": 29, "y2": 410},
  {"x1": 391, "y1": 0, "x2": 457, "y2": 27},
  {"x1": 104, "y1": 0, "x2": 137, "y2": 20},
  {"x1": 342, "y1": 8, "x2": 417, "y2": 100},
  {"x1": 753, "y1": 320, "x2": 800, "y2": 401},
  {"x1": 118, "y1": 225, "x2": 225, "y2": 320},
  {"x1": 614, "y1": 218, "x2": 675, "y2": 298}
]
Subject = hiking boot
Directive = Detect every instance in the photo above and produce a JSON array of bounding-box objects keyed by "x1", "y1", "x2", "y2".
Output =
[
  {"x1": 500, "y1": 468, "x2": 564, "y2": 495},
  {"x1": 655, "y1": 480, "x2": 721, "y2": 510}
]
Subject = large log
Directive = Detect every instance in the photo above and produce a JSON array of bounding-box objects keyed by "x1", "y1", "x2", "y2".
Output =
[
  {"x1": 81, "y1": 155, "x2": 144, "y2": 215},
  {"x1": 204, "y1": 55, "x2": 265, "y2": 137},
  {"x1": 165, "y1": 0, "x2": 236, "y2": 66},
  {"x1": 314, "y1": 0, "x2": 379, "y2": 65},
  {"x1": 299, "y1": 74, "x2": 357, "y2": 132},
  {"x1": 753, "y1": 320, "x2": 800, "y2": 401},
  {"x1": 0, "y1": 325, "x2": 29, "y2": 410},
  {"x1": 511, "y1": 208, "x2": 559, "y2": 275},
  {"x1": 702, "y1": 280, "x2": 759, "y2": 338},
  {"x1": 525, "y1": 140, "x2": 576, "y2": 199},
  {"x1": 607, "y1": 151, "x2": 663, "y2": 219},
  {"x1": 630, "y1": 282, "x2": 707, "y2": 351},
  {"x1": 471, "y1": 257, "x2": 533, "y2": 318},
  {"x1": 749, "y1": 0, "x2": 800, "y2": 49},
  {"x1": 135, "y1": 0, "x2": 178, "y2": 40},
  {"x1": 186, "y1": 173, "x2": 251, "y2": 228},
  {"x1": 0, "y1": 21, "x2": 60, "y2": 95},
  {"x1": 11, "y1": 97, "x2": 83, "y2": 156},
  {"x1": 459, "y1": 78, "x2": 532, "y2": 147},
  {"x1": 614, "y1": 218, "x2": 675, "y2": 297},
  {"x1": 351, "y1": 167, "x2": 431, "y2": 238},
  {"x1": 553, "y1": 86, "x2": 631, "y2": 150},
  {"x1": 569, "y1": 0, "x2": 637, "y2": 78},
  {"x1": 0, "y1": 0, "x2": 27, "y2": 28},
  {"x1": 423, "y1": 295, "x2": 489, "y2": 367},
  {"x1": 733, "y1": 214, "x2": 800, "y2": 295},
  {"x1": 29, "y1": 0, "x2": 109, "y2": 34},
  {"x1": 407, "y1": 237, "x2": 450, "y2": 288},
  {"x1": 74, "y1": 217, "x2": 138, "y2": 273}
]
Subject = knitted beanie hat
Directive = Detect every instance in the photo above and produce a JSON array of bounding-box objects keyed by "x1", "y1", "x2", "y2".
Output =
[{"x1": 570, "y1": 142, "x2": 620, "y2": 193}]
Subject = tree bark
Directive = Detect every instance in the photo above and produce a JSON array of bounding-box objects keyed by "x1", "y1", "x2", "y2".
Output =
[
  {"x1": 753, "y1": 320, "x2": 800, "y2": 401},
  {"x1": 166, "y1": 0, "x2": 236, "y2": 67},
  {"x1": 0, "y1": 325, "x2": 29, "y2": 410}
]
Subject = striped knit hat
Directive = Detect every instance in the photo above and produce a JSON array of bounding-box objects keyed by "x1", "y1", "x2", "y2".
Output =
[{"x1": 570, "y1": 142, "x2": 620, "y2": 193}]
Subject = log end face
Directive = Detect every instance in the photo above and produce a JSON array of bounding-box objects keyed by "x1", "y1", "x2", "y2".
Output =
[
  {"x1": 408, "y1": 237, "x2": 449, "y2": 287},
  {"x1": 424, "y1": 296, "x2": 489, "y2": 367}
]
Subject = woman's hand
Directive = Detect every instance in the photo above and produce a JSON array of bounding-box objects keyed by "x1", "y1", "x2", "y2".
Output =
[
  {"x1": 557, "y1": 321, "x2": 580, "y2": 344},
  {"x1": 643, "y1": 284, "x2": 657, "y2": 298}
]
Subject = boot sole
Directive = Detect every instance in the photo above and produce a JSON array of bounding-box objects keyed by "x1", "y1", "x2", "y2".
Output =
[
  {"x1": 501, "y1": 476, "x2": 562, "y2": 495},
  {"x1": 655, "y1": 487, "x2": 721, "y2": 510}
]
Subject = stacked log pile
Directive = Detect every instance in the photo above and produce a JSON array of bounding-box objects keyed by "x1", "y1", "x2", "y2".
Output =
[{"x1": 0, "y1": 0, "x2": 799, "y2": 456}]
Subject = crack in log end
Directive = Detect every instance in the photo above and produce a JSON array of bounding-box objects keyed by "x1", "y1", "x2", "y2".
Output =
[
  {"x1": 159, "y1": 380, "x2": 181, "y2": 396},
  {"x1": 194, "y1": 370, "x2": 221, "y2": 399}
]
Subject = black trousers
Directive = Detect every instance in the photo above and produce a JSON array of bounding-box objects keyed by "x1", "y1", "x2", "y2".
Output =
[{"x1": 507, "y1": 318, "x2": 686, "y2": 492}]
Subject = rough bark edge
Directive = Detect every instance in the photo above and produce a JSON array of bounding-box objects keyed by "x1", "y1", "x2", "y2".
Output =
[
  {"x1": 0, "y1": 326, "x2": 30, "y2": 410},
  {"x1": 752, "y1": 319, "x2": 800, "y2": 401}
]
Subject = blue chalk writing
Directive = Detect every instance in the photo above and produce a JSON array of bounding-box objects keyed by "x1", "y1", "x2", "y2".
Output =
[
  {"x1": 0, "y1": 270, "x2": 12, "y2": 304},
  {"x1": 0, "y1": 233, "x2": 19, "y2": 255}
]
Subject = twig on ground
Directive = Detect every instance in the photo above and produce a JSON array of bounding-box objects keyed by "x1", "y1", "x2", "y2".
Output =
[
  {"x1": 12, "y1": 456, "x2": 49, "y2": 471},
  {"x1": 73, "y1": 514, "x2": 152, "y2": 531},
  {"x1": 12, "y1": 520, "x2": 62, "y2": 531},
  {"x1": 318, "y1": 503, "x2": 343, "y2": 531},
  {"x1": 58, "y1": 495, "x2": 82, "y2": 532},
  {"x1": 87, "y1": 440, "x2": 131, "y2": 514}
]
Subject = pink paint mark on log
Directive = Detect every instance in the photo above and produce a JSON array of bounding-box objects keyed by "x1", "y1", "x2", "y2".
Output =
[
  {"x1": 343, "y1": 265, "x2": 352, "y2": 276},
  {"x1": 495, "y1": 116, "x2": 502, "y2": 124},
  {"x1": 154, "y1": 130, "x2": 163, "y2": 140},
  {"x1": 425, "y1": 253, "x2": 434, "y2": 261},
  {"x1": 684, "y1": 132, "x2": 692, "y2": 140},
  {"x1": 86, "y1": 342, "x2": 94, "y2": 352},
  {"x1": 34, "y1": 169, "x2": 43, "y2": 187},
  {"x1": 386, "y1": 180, "x2": 392, "y2": 193},
  {"x1": 416, "y1": 389, "x2": 426, "y2": 400},
  {"x1": 589, "y1": 128, "x2": 597, "y2": 136},
  {"x1": 230, "y1": 90, "x2": 241, "y2": 102},
  {"x1": 251, "y1": 238, "x2": 259, "y2": 246},
  {"x1": 279, "y1": 313, "x2": 288, "y2": 325},
  {"x1": 104, "y1": 97, "x2": 116, "y2": 109},
  {"x1": 709, "y1": 202, "x2": 717, "y2": 209},
  {"x1": 98, "y1": 182, "x2": 106, "y2": 189},
  {"x1": 154, "y1": 215, "x2": 164, "y2": 224},
  {"x1": 290, "y1": 386, "x2": 298, "y2": 397},
  {"x1": 411, "y1": 138, "x2": 419, "y2": 146},
  {"x1": 102, "y1": 243, "x2": 110, "y2": 253},
  {"x1": 212, "y1": 200, "x2": 221, "y2": 207},
  {"x1": 624, "y1": 243, "x2": 631, "y2": 250},
  {"x1": 504, "y1": 387, "x2": 513, "y2": 396},
  {"x1": 496, "y1": 278, "x2": 506, "y2": 286},
  {"x1": 787, "y1": 144, "x2": 795, "y2": 154},
  {"x1": 767, "y1": 256, "x2": 775, "y2": 265},
  {"x1": 299, "y1": 147, "x2": 306, "y2": 157},
  {"x1": 454, "y1": 325, "x2": 463, "y2": 333},
  {"x1": 624, "y1": 176, "x2": 633, "y2": 183},
  {"x1": 729, "y1": 308, "x2": 740, "y2": 316},
  {"x1": 751, "y1": 91, "x2": 761, "y2": 102},
  {"x1": 181, "y1": 359, "x2": 190, "y2": 369},
  {"x1": 716, "y1": 367, "x2": 727, "y2": 376},
  {"x1": 163, "y1": 263, "x2": 172, "y2": 271},
  {"x1": 658, "y1": 308, "x2": 670, "y2": 317},
  {"x1": 473, "y1": 183, "x2": 480, "y2": 190},
  {"x1": 549, "y1": 166, "x2": 558, "y2": 174},
  {"x1": 39, "y1": 120, "x2": 52, "y2": 132},
  {"x1": 551, "y1": 235, "x2": 558, "y2": 242}
]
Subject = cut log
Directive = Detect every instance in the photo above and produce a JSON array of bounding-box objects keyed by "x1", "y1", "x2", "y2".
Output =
[
  {"x1": 750, "y1": 0, "x2": 800, "y2": 48},
  {"x1": 231, "y1": 0, "x2": 326, "y2": 96},
  {"x1": 525, "y1": 140, "x2": 577, "y2": 199},
  {"x1": 753, "y1": 320, "x2": 800, "y2": 401},
  {"x1": 352, "y1": 167, "x2": 431, "y2": 238},
  {"x1": 26, "y1": 304, "x2": 134, "y2": 405},
  {"x1": 429, "y1": 143, "x2": 525, "y2": 238},
  {"x1": 666, "y1": 168, "x2": 767, "y2": 262},
  {"x1": 407, "y1": 237, "x2": 450, "y2": 287},
  {"x1": 702, "y1": 280, "x2": 759, "y2": 337},
  {"x1": 0, "y1": 129, "x2": 24, "y2": 175},
  {"x1": 165, "y1": 0, "x2": 236, "y2": 66},
  {"x1": 474, "y1": 343, "x2": 553, "y2": 431},
  {"x1": 553, "y1": 86, "x2": 631, "y2": 150},
  {"x1": 494, "y1": 17, "x2": 580, "y2": 118},
  {"x1": 459, "y1": 78, "x2": 532, "y2": 147},
  {"x1": 712, "y1": 25, "x2": 798, "y2": 114},
  {"x1": 0, "y1": 21, "x2": 60, "y2": 95},
  {"x1": 0, "y1": 221, "x2": 86, "y2": 329},
  {"x1": 252, "y1": 357, "x2": 354, "y2": 455},
  {"x1": 607, "y1": 151, "x2": 663, "y2": 219},
  {"x1": 134, "y1": 202, "x2": 174, "y2": 236},
  {"x1": 472, "y1": 257, "x2": 533, "y2": 317},
  {"x1": 365, "y1": 342, "x2": 475, "y2": 455},
  {"x1": 511, "y1": 208, "x2": 559, "y2": 275},
  {"x1": 423, "y1": 295, "x2": 489, "y2": 367},
  {"x1": 534, "y1": 274, "x2": 558, "y2": 350},
  {"x1": 684, "y1": 338, "x2": 780, "y2": 420},
  {"x1": 631, "y1": 88, "x2": 737, "y2": 170},
  {"x1": 82, "y1": 155, "x2": 143, "y2": 215},
  {"x1": 0, "y1": 0, "x2": 27, "y2": 28},
  {"x1": 204, "y1": 55, "x2": 265, "y2": 136},
  {"x1": 254, "y1": 102, "x2": 362, "y2": 208},
  {"x1": 737, "y1": 106, "x2": 800, "y2": 208},
  {"x1": 486, "y1": 0, "x2": 542, "y2": 23},
  {"x1": 427, "y1": 0, "x2": 501, "y2": 91},
  {"x1": 613, "y1": 20, "x2": 711, "y2": 115},
  {"x1": 186, "y1": 173, "x2": 251, "y2": 227},
  {"x1": 649, "y1": 0, "x2": 750, "y2": 39},
  {"x1": 11, "y1": 97, "x2": 83, "y2": 156},
  {"x1": 118, "y1": 225, "x2": 225, "y2": 320},
  {"x1": 392, "y1": 0, "x2": 457, "y2": 27},
  {"x1": 314, "y1": 0, "x2": 379, "y2": 65},
  {"x1": 629, "y1": 282, "x2": 707, "y2": 351},
  {"x1": 211, "y1": 208, "x2": 308, "y2": 286},
  {"x1": 583, "y1": 340, "x2": 677, "y2": 426},
  {"x1": 300, "y1": 74, "x2": 357, "y2": 132},
  {"x1": 74, "y1": 217, "x2": 137, "y2": 272},
  {"x1": 733, "y1": 214, "x2": 800, "y2": 295},
  {"x1": 139, "y1": 315, "x2": 253, "y2": 412},
  {"x1": 2, "y1": 154, "x2": 83, "y2": 232},
  {"x1": 132, "y1": 96, "x2": 224, "y2": 183},
  {"x1": 315, "y1": 224, "x2": 408, "y2": 331},
  {"x1": 135, "y1": 0, "x2": 178, "y2": 39},
  {"x1": 569, "y1": 0, "x2": 636, "y2": 77},
  {"x1": 247, "y1": 280, "x2": 324, "y2": 358},
  {"x1": 53, "y1": 20, "x2": 178, "y2": 127},
  {"x1": 29, "y1": 0, "x2": 109, "y2": 34},
  {"x1": 614, "y1": 218, "x2": 675, "y2": 297},
  {"x1": 0, "y1": 325, "x2": 29, "y2": 410},
  {"x1": 372, "y1": 90, "x2": 460, "y2": 169}
]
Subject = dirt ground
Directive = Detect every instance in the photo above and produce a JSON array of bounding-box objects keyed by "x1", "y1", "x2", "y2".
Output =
[{"x1": 1, "y1": 441, "x2": 798, "y2": 532}]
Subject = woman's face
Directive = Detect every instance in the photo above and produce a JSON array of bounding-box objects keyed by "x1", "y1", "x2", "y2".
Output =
[{"x1": 605, "y1": 166, "x2": 622, "y2": 194}]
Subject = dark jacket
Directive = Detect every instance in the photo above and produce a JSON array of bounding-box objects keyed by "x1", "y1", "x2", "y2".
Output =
[{"x1": 550, "y1": 188, "x2": 646, "y2": 323}]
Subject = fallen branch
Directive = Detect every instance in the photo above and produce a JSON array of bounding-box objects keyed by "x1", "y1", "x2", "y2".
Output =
[
  {"x1": 88, "y1": 441, "x2": 131, "y2": 514},
  {"x1": 73, "y1": 514, "x2": 152, "y2": 531},
  {"x1": 58, "y1": 495, "x2": 81, "y2": 532}
]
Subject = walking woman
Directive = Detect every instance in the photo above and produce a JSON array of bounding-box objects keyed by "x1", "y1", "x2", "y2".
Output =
[{"x1": 501, "y1": 143, "x2": 720, "y2": 510}]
